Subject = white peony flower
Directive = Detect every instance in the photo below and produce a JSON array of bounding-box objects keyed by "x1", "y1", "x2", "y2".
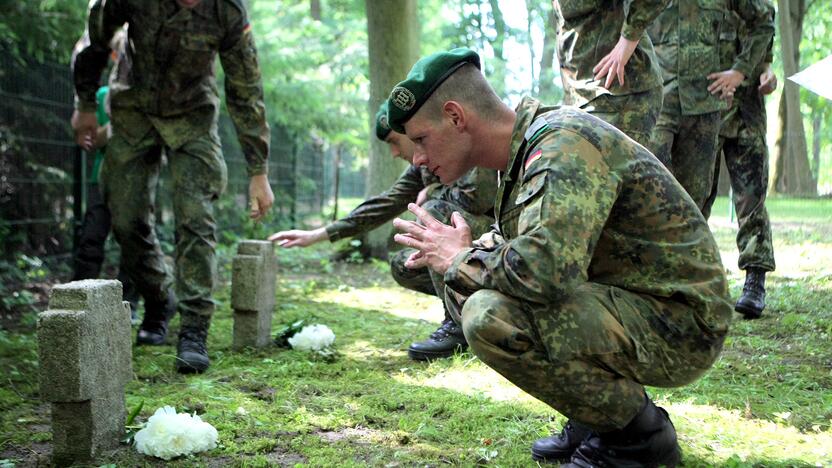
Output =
[
  {"x1": 288, "y1": 324, "x2": 335, "y2": 351},
  {"x1": 134, "y1": 406, "x2": 219, "y2": 460}
]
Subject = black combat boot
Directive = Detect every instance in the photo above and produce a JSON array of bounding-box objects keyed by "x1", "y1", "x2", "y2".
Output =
[
  {"x1": 407, "y1": 317, "x2": 467, "y2": 361},
  {"x1": 175, "y1": 325, "x2": 210, "y2": 374},
  {"x1": 735, "y1": 267, "x2": 766, "y2": 319},
  {"x1": 531, "y1": 420, "x2": 593, "y2": 462},
  {"x1": 136, "y1": 291, "x2": 176, "y2": 346},
  {"x1": 563, "y1": 397, "x2": 681, "y2": 468}
]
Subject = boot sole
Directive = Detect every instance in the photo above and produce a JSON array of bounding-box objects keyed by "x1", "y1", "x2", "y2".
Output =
[
  {"x1": 735, "y1": 302, "x2": 763, "y2": 319},
  {"x1": 530, "y1": 449, "x2": 572, "y2": 462},
  {"x1": 175, "y1": 360, "x2": 209, "y2": 374},
  {"x1": 407, "y1": 345, "x2": 467, "y2": 361}
]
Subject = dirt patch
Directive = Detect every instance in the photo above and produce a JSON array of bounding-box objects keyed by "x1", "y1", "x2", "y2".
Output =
[
  {"x1": 0, "y1": 442, "x2": 52, "y2": 467},
  {"x1": 315, "y1": 425, "x2": 382, "y2": 445},
  {"x1": 264, "y1": 447, "x2": 307, "y2": 466}
]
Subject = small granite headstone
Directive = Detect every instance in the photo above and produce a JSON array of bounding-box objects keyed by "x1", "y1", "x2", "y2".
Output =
[
  {"x1": 231, "y1": 240, "x2": 277, "y2": 349},
  {"x1": 37, "y1": 279, "x2": 132, "y2": 465}
]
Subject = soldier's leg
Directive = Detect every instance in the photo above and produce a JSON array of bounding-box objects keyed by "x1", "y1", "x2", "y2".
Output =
[
  {"x1": 648, "y1": 91, "x2": 679, "y2": 169},
  {"x1": 701, "y1": 137, "x2": 727, "y2": 220},
  {"x1": 724, "y1": 131, "x2": 775, "y2": 318},
  {"x1": 101, "y1": 130, "x2": 175, "y2": 344},
  {"x1": 583, "y1": 87, "x2": 663, "y2": 148},
  {"x1": 463, "y1": 285, "x2": 720, "y2": 464},
  {"x1": 389, "y1": 249, "x2": 436, "y2": 296},
  {"x1": 670, "y1": 112, "x2": 721, "y2": 211},
  {"x1": 72, "y1": 185, "x2": 111, "y2": 280},
  {"x1": 168, "y1": 130, "x2": 227, "y2": 373},
  {"x1": 405, "y1": 198, "x2": 494, "y2": 360}
]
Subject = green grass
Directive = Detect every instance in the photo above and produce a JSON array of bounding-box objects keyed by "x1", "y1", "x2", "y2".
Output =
[{"x1": 1, "y1": 198, "x2": 832, "y2": 466}]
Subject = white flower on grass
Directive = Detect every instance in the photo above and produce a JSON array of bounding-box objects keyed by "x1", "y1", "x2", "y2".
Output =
[
  {"x1": 134, "y1": 406, "x2": 218, "y2": 460},
  {"x1": 288, "y1": 324, "x2": 335, "y2": 351}
]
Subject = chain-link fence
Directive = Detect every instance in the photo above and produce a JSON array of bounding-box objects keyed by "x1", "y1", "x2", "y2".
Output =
[{"x1": 0, "y1": 51, "x2": 365, "y2": 273}]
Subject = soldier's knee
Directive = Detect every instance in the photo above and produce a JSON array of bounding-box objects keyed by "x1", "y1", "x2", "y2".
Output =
[
  {"x1": 461, "y1": 289, "x2": 513, "y2": 348},
  {"x1": 388, "y1": 250, "x2": 413, "y2": 286}
]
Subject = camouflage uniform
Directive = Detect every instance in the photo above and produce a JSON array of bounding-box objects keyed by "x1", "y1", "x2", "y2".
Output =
[
  {"x1": 554, "y1": 0, "x2": 668, "y2": 147},
  {"x1": 444, "y1": 97, "x2": 732, "y2": 431},
  {"x1": 326, "y1": 165, "x2": 497, "y2": 307},
  {"x1": 73, "y1": 0, "x2": 269, "y2": 329},
  {"x1": 702, "y1": 7, "x2": 776, "y2": 272},
  {"x1": 648, "y1": 0, "x2": 774, "y2": 211}
]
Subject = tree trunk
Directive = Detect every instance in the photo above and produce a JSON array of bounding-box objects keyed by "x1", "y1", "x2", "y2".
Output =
[
  {"x1": 310, "y1": 0, "x2": 321, "y2": 21},
  {"x1": 537, "y1": 6, "x2": 558, "y2": 100},
  {"x1": 812, "y1": 110, "x2": 821, "y2": 184},
  {"x1": 364, "y1": 0, "x2": 419, "y2": 258},
  {"x1": 770, "y1": 0, "x2": 816, "y2": 195}
]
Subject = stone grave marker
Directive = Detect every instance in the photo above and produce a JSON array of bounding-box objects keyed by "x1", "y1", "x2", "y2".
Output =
[
  {"x1": 37, "y1": 279, "x2": 132, "y2": 465},
  {"x1": 231, "y1": 240, "x2": 277, "y2": 349}
]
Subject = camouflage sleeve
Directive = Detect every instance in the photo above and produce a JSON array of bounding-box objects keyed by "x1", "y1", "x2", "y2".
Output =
[
  {"x1": 444, "y1": 131, "x2": 617, "y2": 304},
  {"x1": 325, "y1": 165, "x2": 425, "y2": 242},
  {"x1": 732, "y1": 0, "x2": 775, "y2": 78},
  {"x1": 219, "y1": 2, "x2": 270, "y2": 177},
  {"x1": 430, "y1": 168, "x2": 498, "y2": 216},
  {"x1": 72, "y1": 0, "x2": 128, "y2": 112},
  {"x1": 621, "y1": 0, "x2": 671, "y2": 41}
]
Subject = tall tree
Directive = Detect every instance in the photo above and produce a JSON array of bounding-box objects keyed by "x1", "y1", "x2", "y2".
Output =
[
  {"x1": 770, "y1": 0, "x2": 815, "y2": 195},
  {"x1": 364, "y1": 0, "x2": 419, "y2": 258},
  {"x1": 537, "y1": 6, "x2": 561, "y2": 102}
]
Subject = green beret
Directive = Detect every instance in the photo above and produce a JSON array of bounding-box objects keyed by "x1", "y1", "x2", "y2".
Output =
[
  {"x1": 374, "y1": 101, "x2": 392, "y2": 141},
  {"x1": 387, "y1": 48, "x2": 481, "y2": 134}
]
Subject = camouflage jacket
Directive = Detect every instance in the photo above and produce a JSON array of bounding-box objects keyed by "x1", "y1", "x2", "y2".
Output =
[
  {"x1": 718, "y1": 2, "x2": 775, "y2": 138},
  {"x1": 326, "y1": 166, "x2": 497, "y2": 242},
  {"x1": 73, "y1": 0, "x2": 269, "y2": 175},
  {"x1": 648, "y1": 0, "x2": 774, "y2": 116},
  {"x1": 445, "y1": 97, "x2": 732, "y2": 334},
  {"x1": 554, "y1": 0, "x2": 667, "y2": 106}
]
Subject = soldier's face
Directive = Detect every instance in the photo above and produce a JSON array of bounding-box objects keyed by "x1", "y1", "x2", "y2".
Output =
[
  {"x1": 176, "y1": 0, "x2": 203, "y2": 8},
  {"x1": 385, "y1": 132, "x2": 415, "y2": 164},
  {"x1": 404, "y1": 111, "x2": 471, "y2": 184}
]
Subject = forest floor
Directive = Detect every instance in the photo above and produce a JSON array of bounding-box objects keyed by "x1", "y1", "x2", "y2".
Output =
[{"x1": 1, "y1": 196, "x2": 831, "y2": 467}]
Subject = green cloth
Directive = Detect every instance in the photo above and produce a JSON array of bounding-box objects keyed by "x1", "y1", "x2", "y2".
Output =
[
  {"x1": 91, "y1": 85, "x2": 109, "y2": 183},
  {"x1": 387, "y1": 48, "x2": 480, "y2": 133},
  {"x1": 375, "y1": 101, "x2": 391, "y2": 141}
]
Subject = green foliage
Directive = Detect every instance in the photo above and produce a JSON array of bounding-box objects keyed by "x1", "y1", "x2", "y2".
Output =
[{"x1": 0, "y1": 0, "x2": 87, "y2": 64}]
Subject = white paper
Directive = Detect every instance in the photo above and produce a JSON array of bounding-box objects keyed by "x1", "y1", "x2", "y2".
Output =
[{"x1": 788, "y1": 55, "x2": 832, "y2": 101}]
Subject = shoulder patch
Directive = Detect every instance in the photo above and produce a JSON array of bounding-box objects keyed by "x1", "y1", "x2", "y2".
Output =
[{"x1": 524, "y1": 149, "x2": 543, "y2": 171}]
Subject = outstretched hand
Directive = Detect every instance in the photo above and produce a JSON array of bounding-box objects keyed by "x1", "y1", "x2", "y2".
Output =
[
  {"x1": 592, "y1": 36, "x2": 639, "y2": 89},
  {"x1": 268, "y1": 228, "x2": 327, "y2": 248},
  {"x1": 392, "y1": 203, "x2": 472, "y2": 275}
]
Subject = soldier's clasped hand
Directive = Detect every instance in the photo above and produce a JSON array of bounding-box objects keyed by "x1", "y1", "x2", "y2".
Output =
[{"x1": 392, "y1": 203, "x2": 472, "y2": 275}]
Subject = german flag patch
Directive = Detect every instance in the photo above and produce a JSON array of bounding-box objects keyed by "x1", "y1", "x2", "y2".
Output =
[
  {"x1": 524, "y1": 149, "x2": 543, "y2": 171},
  {"x1": 242, "y1": 23, "x2": 252, "y2": 34}
]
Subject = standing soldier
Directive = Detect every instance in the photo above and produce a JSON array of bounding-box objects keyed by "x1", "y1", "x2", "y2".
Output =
[
  {"x1": 648, "y1": 0, "x2": 774, "y2": 211},
  {"x1": 703, "y1": 3, "x2": 777, "y2": 319},
  {"x1": 389, "y1": 48, "x2": 731, "y2": 466},
  {"x1": 552, "y1": 0, "x2": 668, "y2": 147},
  {"x1": 71, "y1": 0, "x2": 274, "y2": 373},
  {"x1": 270, "y1": 102, "x2": 497, "y2": 361}
]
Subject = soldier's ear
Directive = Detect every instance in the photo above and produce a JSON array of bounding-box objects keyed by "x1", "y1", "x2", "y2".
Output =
[{"x1": 443, "y1": 101, "x2": 466, "y2": 130}]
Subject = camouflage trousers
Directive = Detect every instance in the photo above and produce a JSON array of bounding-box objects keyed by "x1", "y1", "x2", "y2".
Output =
[
  {"x1": 581, "y1": 86, "x2": 663, "y2": 148},
  {"x1": 650, "y1": 91, "x2": 721, "y2": 211},
  {"x1": 100, "y1": 124, "x2": 227, "y2": 328},
  {"x1": 702, "y1": 134, "x2": 776, "y2": 271},
  {"x1": 452, "y1": 284, "x2": 725, "y2": 432},
  {"x1": 390, "y1": 198, "x2": 494, "y2": 317}
]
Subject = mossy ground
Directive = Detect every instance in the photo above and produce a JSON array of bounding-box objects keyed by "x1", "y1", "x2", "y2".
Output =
[{"x1": 1, "y1": 196, "x2": 831, "y2": 467}]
